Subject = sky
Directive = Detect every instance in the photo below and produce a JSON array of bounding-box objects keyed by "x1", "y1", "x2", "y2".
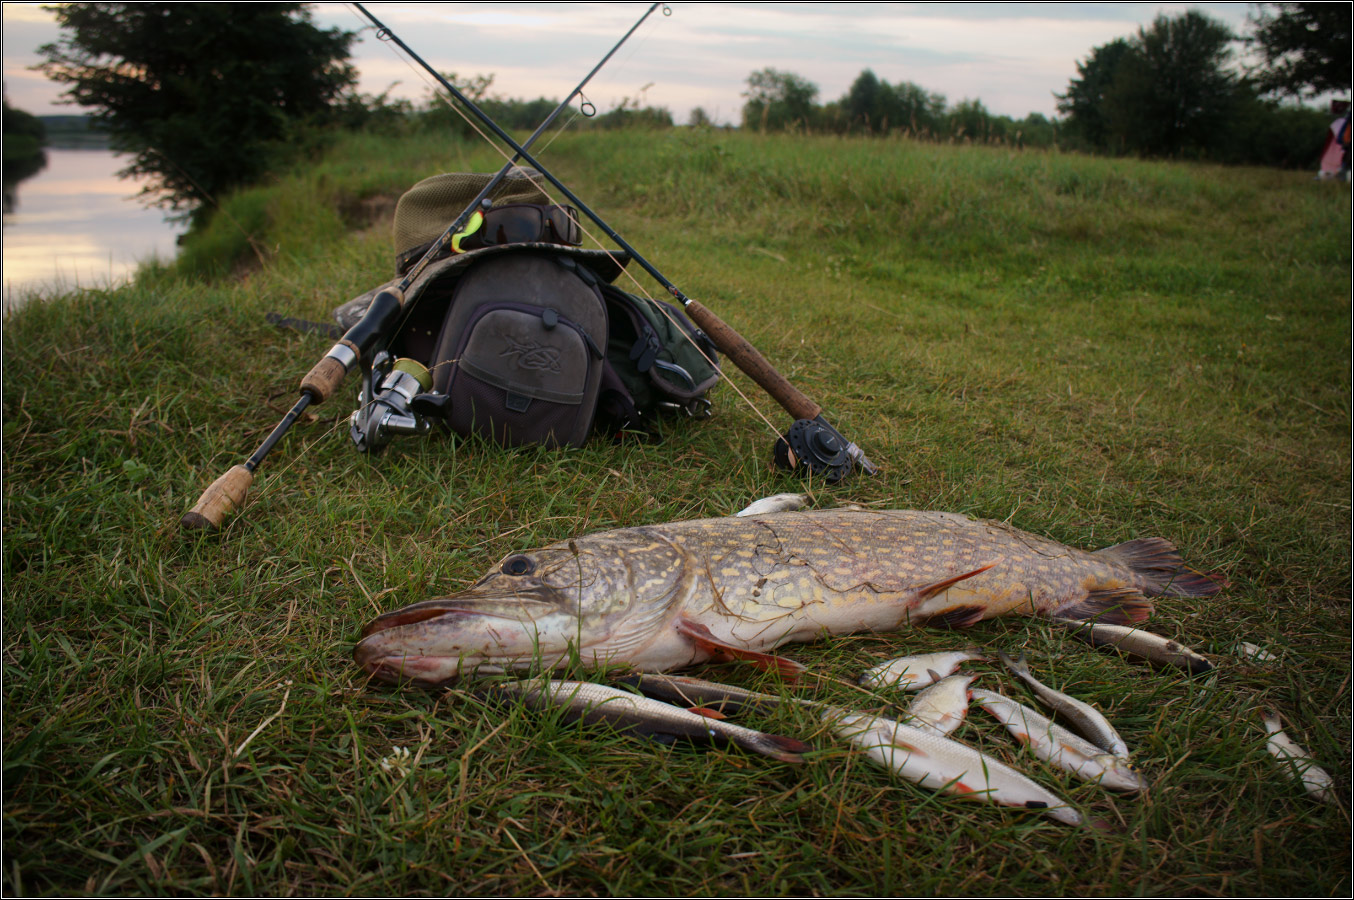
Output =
[{"x1": 4, "y1": 2, "x2": 1265, "y2": 126}]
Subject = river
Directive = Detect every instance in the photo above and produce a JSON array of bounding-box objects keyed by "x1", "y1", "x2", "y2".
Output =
[{"x1": 2, "y1": 148, "x2": 184, "y2": 310}]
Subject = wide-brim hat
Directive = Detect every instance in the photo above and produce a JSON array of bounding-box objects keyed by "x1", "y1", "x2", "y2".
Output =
[{"x1": 333, "y1": 169, "x2": 630, "y2": 329}]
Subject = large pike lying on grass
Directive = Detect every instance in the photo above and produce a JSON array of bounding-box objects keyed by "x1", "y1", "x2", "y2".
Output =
[{"x1": 355, "y1": 509, "x2": 1220, "y2": 685}]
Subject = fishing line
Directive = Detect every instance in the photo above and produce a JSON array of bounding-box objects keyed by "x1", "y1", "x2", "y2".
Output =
[
  {"x1": 460, "y1": 111, "x2": 785, "y2": 441},
  {"x1": 348, "y1": 3, "x2": 783, "y2": 444}
]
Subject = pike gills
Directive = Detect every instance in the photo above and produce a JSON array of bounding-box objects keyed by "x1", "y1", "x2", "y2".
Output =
[{"x1": 356, "y1": 508, "x2": 1220, "y2": 685}]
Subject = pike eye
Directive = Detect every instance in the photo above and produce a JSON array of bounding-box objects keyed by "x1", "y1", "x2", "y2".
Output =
[{"x1": 501, "y1": 555, "x2": 534, "y2": 576}]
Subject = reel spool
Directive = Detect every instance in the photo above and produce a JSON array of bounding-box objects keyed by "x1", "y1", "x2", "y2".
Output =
[
  {"x1": 349, "y1": 355, "x2": 437, "y2": 453},
  {"x1": 773, "y1": 417, "x2": 853, "y2": 483}
]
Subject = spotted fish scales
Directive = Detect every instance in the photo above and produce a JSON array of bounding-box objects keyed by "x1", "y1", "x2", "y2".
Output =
[{"x1": 356, "y1": 509, "x2": 1220, "y2": 684}]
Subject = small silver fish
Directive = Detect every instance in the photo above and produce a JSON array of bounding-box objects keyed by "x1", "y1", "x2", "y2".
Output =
[
  {"x1": 906, "y1": 672, "x2": 979, "y2": 736},
  {"x1": 616, "y1": 673, "x2": 823, "y2": 715},
  {"x1": 972, "y1": 688, "x2": 1149, "y2": 793},
  {"x1": 860, "y1": 649, "x2": 989, "y2": 691},
  {"x1": 1055, "y1": 619, "x2": 1214, "y2": 674},
  {"x1": 829, "y1": 711, "x2": 1084, "y2": 826},
  {"x1": 1261, "y1": 708, "x2": 1336, "y2": 803},
  {"x1": 734, "y1": 494, "x2": 811, "y2": 516},
  {"x1": 1239, "y1": 642, "x2": 1278, "y2": 663},
  {"x1": 487, "y1": 680, "x2": 812, "y2": 764},
  {"x1": 999, "y1": 651, "x2": 1131, "y2": 759}
]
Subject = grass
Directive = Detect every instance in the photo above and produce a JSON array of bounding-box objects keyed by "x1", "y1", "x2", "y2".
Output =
[{"x1": 3, "y1": 126, "x2": 1350, "y2": 896}]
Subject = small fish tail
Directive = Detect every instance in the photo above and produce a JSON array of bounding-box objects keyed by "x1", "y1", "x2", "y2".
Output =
[
  {"x1": 1093, "y1": 537, "x2": 1223, "y2": 598},
  {"x1": 997, "y1": 650, "x2": 1030, "y2": 677},
  {"x1": 749, "y1": 731, "x2": 812, "y2": 764}
]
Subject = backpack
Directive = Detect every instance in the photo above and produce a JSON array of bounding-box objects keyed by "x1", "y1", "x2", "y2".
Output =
[{"x1": 333, "y1": 170, "x2": 720, "y2": 449}]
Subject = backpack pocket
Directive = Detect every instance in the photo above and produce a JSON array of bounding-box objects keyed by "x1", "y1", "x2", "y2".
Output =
[{"x1": 445, "y1": 302, "x2": 601, "y2": 447}]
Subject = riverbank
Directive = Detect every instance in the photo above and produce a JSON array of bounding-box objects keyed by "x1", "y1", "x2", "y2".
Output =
[{"x1": 3, "y1": 127, "x2": 1350, "y2": 895}]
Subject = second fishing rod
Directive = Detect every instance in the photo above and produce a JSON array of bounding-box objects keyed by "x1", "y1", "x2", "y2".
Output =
[
  {"x1": 181, "y1": 2, "x2": 664, "y2": 531},
  {"x1": 352, "y1": 2, "x2": 879, "y2": 483}
]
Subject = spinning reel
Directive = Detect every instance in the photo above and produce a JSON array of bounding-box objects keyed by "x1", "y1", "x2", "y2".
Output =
[{"x1": 349, "y1": 352, "x2": 445, "y2": 453}]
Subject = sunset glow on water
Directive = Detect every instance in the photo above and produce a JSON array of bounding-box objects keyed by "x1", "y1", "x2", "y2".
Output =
[{"x1": 3, "y1": 148, "x2": 183, "y2": 308}]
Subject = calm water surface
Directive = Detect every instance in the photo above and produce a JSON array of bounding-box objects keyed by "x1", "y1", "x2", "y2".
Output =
[{"x1": 3, "y1": 148, "x2": 183, "y2": 309}]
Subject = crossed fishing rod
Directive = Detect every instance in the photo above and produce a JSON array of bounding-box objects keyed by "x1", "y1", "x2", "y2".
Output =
[{"x1": 182, "y1": 2, "x2": 878, "y2": 532}]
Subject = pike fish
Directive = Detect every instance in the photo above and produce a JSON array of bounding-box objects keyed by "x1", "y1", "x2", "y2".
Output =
[{"x1": 355, "y1": 508, "x2": 1220, "y2": 686}]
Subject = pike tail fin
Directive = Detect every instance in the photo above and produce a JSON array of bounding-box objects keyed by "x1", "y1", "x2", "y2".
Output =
[{"x1": 1093, "y1": 537, "x2": 1224, "y2": 598}]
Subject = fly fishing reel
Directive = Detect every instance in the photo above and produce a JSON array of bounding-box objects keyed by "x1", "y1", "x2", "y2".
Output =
[
  {"x1": 773, "y1": 415, "x2": 875, "y2": 483},
  {"x1": 349, "y1": 352, "x2": 443, "y2": 453}
]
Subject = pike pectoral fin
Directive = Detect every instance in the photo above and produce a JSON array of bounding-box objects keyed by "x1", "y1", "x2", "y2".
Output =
[
  {"x1": 675, "y1": 619, "x2": 809, "y2": 681},
  {"x1": 1055, "y1": 587, "x2": 1153, "y2": 625},
  {"x1": 914, "y1": 560, "x2": 1001, "y2": 601}
]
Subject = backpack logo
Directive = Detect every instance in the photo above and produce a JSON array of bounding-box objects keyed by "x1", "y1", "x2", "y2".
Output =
[{"x1": 500, "y1": 335, "x2": 562, "y2": 373}]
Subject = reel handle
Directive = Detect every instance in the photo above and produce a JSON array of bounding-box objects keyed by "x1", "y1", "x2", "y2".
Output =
[{"x1": 181, "y1": 464, "x2": 254, "y2": 531}]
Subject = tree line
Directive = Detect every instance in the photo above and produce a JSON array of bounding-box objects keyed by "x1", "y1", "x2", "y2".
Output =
[
  {"x1": 736, "y1": 8, "x2": 1348, "y2": 170},
  {"x1": 32, "y1": 3, "x2": 1350, "y2": 221}
]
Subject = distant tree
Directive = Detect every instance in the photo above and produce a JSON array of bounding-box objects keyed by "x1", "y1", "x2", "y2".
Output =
[
  {"x1": 890, "y1": 81, "x2": 947, "y2": 136},
  {"x1": 843, "y1": 69, "x2": 884, "y2": 131},
  {"x1": 1015, "y1": 112, "x2": 1057, "y2": 148},
  {"x1": 3, "y1": 97, "x2": 48, "y2": 189},
  {"x1": 1055, "y1": 38, "x2": 1135, "y2": 150},
  {"x1": 838, "y1": 71, "x2": 946, "y2": 136},
  {"x1": 1059, "y1": 12, "x2": 1240, "y2": 158},
  {"x1": 687, "y1": 106, "x2": 713, "y2": 128},
  {"x1": 3, "y1": 98, "x2": 47, "y2": 146},
  {"x1": 1107, "y1": 12, "x2": 1239, "y2": 157},
  {"x1": 36, "y1": 3, "x2": 357, "y2": 216},
  {"x1": 947, "y1": 98, "x2": 998, "y2": 141},
  {"x1": 741, "y1": 68, "x2": 818, "y2": 131},
  {"x1": 1248, "y1": 2, "x2": 1352, "y2": 98}
]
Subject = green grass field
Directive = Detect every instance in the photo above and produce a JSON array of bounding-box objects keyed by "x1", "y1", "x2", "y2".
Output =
[{"x1": 4, "y1": 127, "x2": 1350, "y2": 895}]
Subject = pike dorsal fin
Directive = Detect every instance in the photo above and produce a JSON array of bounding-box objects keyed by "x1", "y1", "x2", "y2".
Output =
[
  {"x1": 914, "y1": 560, "x2": 1000, "y2": 601},
  {"x1": 675, "y1": 619, "x2": 808, "y2": 682}
]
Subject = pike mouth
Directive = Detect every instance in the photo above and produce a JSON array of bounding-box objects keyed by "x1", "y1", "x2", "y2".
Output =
[
  {"x1": 354, "y1": 596, "x2": 564, "y2": 685},
  {"x1": 359, "y1": 597, "x2": 556, "y2": 638}
]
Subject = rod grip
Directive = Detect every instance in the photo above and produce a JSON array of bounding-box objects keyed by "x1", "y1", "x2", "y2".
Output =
[
  {"x1": 300, "y1": 354, "x2": 350, "y2": 403},
  {"x1": 181, "y1": 464, "x2": 254, "y2": 532},
  {"x1": 684, "y1": 299, "x2": 822, "y2": 421}
]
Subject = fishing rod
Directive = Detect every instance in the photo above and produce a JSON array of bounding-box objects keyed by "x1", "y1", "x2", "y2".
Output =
[
  {"x1": 181, "y1": 2, "x2": 665, "y2": 531},
  {"x1": 351, "y1": 2, "x2": 879, "y2": 484}
]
